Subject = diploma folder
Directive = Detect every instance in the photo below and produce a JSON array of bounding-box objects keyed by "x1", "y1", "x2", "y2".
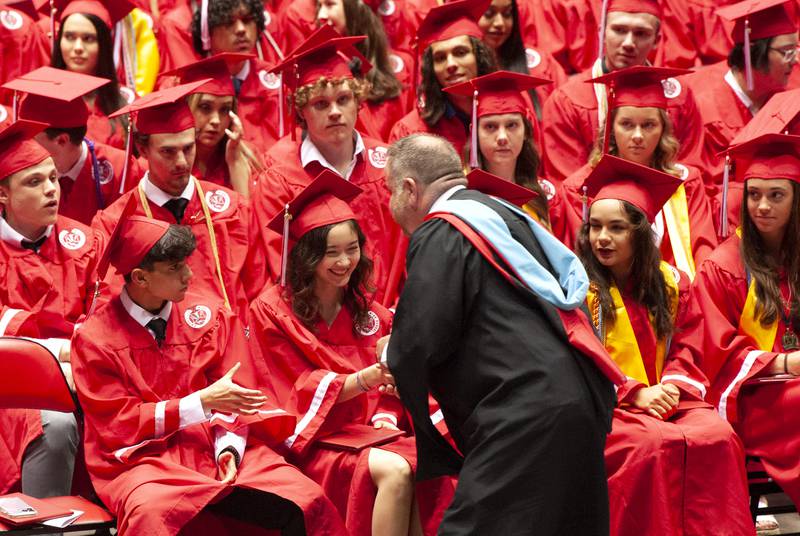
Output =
[
  {"x1": 0, "y1": 493, "x2": 72, "y2": 525},
  {"x1": 316, "y1": 423, "x2": 406, "y2": 451}
]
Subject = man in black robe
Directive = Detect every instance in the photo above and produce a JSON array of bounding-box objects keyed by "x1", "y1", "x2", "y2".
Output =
[{"x1": 382, "y1": 133, "x2": 623, "y2": 535}]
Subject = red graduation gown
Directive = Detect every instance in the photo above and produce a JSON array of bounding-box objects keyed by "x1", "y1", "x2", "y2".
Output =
[
  {"x1": 555, "y1": 162, "x2": 718, "y2": 269},
  {"x1": 72, "y1": 293, "x2": 346, "y2": 535},
  {"x1": 0, "y1": 216, "x2": 101, "y2": 493},
  {"x1": 541, "y1": 67, "x2": 706, "y2": 183},
  {"x1": 249, "y1": 285, "x2": 454, "y2": 535},
  {"x1": 85, "y1": 88, "x2": 135, "y2": 151},
  {"x1": 356, "y1": 50, "x2": 415, "y2": 142},
  {"x1": 59, "y1": 141, "x2": 142, "y2": 226},
  {"x1": 93, "y1": 179, "x2": 266, "y2": 321},
  {"x1": 0, "y1": 6, "x2": 50, "y2": 97},
  {"x1": 656, "y1": 0, "x2": 734, "y2": 69},
  {"x1": 691, "y1": 234, "x2": 800, "y2": 506},
  {"x1": 389, "y1": 107, "x2": 468, "y2": 155},
  {"x1": 236, "y1": 58, "x2": 285, "y2": 155},
  {"x1": 253, "y1": 135, "x2": 405, "y2": 306},
  {"x1": 602, "y1": 270, "x2": 753, "y2": 536}
]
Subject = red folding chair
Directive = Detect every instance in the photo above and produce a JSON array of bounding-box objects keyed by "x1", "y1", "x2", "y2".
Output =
[{"x1": 0, "y1": 337, "x2": 115, "y2": 535}]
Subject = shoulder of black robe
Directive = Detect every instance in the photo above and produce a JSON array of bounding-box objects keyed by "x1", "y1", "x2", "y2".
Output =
[{"x1": 389, "y1": 188, "x2": 615, "y2": 481}]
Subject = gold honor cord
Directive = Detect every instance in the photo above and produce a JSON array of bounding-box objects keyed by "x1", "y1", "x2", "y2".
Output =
[{"x1": 137, "y1": 179, "x2": 233, "y2": 311}]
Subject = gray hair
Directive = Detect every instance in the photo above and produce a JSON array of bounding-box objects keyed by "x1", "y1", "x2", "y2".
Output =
[{"x1": 386, "y1": 133, "x2": 464, "y2": 188}]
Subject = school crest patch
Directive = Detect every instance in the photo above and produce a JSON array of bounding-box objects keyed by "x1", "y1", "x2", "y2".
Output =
[
  {"x1": 59, "y1": 228, "x2": 86, "y2": 250},
  {"x1": 661, "y1": 77, "x2": 681, "y2": 99},
  {"x1": 97, "y1": 158, "x2": 114, "y2": 185},
  {"x1": 185, "y1": 305, "x2": 212, "y2": 329},
  {"x1": 368, "y1": 147, "x2": 388, "y2": 168},
  {"x1": 0, "y1": 10, "x2": 23, "y2": 30},
  {"x1": 389, "y1": 53, "x2": 404, "y2": 74},
  {"x1": 357, "y1": 310, "x2": 380, "y2": 336},
  {"x1": 259, "y1": 70, "x2": 281, "y2": 90},
  {"x1": 525, "y1": 48, "x2": 541, "y2": 69},
  {"x1": 377, "y1": 0, "x2": 395, "y2": 16},
  {"x1": 205, "y1": 189, "x2": 231, "y2": 213},
  {"x1": 538, "y1": 178, "x2": 556, "y2": 201}
]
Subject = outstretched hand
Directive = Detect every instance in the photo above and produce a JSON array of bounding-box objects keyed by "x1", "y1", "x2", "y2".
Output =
[{"x1": 199, "y1": 362, "x2": 267, "y2": 415}]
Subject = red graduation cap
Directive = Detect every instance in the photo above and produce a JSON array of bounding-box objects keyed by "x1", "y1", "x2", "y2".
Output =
[
  {"x1": 51, "y1": 0, "x2": 134, "y2": 27},
  {"x1": 4, "y1": 67, "x2": 110, "y2": 128},
  {"x1": 727, "y1": 133, "x2": 800, "y2": 183},
  {"x1": 270, "y1": 26, "x2": 369, "y2": 139},
  {"x1": 266, "y1": 169, "x2": 362, "y2": 286},
  {"x1": 583, "y1": 154, "x2": 682, "y2": 223},
  {"x1": 109, "y1": 215, "x2": 170, "y2": 275},
  {"x1": 718, "y1": 0, "x2": 797, "y2": 91},
  {"x1": 730, "y1": 88, "x2": 800, "y2": 147},
  {"x1": 0, "y1": 120, "x2": 51, "y2": 181},
  {"x1": 161, "y1": 53, "x2": 255, "y2": 97},
  {"x1": 588, "y1": 66, "x2": 690, "y2": 154},
  {"x1": 467, "y1": 168, "x2": 538, "y2": 207},
  {"x1": 444, "y1": 70, "x2": 551, "y2": 167},
  {"x1": 416, "y1": 0, "x2": 489, "y2": 54}
]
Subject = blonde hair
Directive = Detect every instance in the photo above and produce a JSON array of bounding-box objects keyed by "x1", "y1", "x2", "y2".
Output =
[
  {"x1": 293, "y1": 76, "x2": 369, "y2": 120},
  {"x1": 589, "y1": 107, "x2": 682, "y2": 177}
]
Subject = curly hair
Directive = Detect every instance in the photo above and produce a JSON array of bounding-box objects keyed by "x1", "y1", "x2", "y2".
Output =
[
  {"x1": 576, "y1": 200, "x2": 676, "y2": 340},
  {"x1": 191, "y1": 0, "x2": 266, "y2": 54},
  {"x1": 419, "y1": 36, "x2": 497, "y2": 127},
  {"x1": 287, "y1": 220, "x2": 375, "y2": 334},
  {"x1": 740, "y1": 180, "x2": 800, "y2": 327},
  {"x1": 589, "y1": 107, "x2": 682, "y2": 177},
  {"x1": 293, "y1": 75, "x2": 369, "y2": 126},
  {"x1": 52, "y1": 13, "x2": 129, "y2": 138}
]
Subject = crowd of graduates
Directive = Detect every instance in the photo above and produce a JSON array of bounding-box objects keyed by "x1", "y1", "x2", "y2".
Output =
[{"x1": 1, "y1": 0, "x2": 800, "y2": 532}]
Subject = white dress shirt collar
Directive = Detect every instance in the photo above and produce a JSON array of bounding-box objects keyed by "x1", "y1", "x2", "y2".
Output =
[
  {"x1": 60, "y1": 141, "x2": 88, "y2": 182},
  {"x1": 0, "y1": 216, "x2": 53, "y2": 249},
  {"x1": 120, "y1": 286, "x2": 173, "y2": 340},
  {"x1": 300, "y1": 131, "x2": 366, "y2": 180},
  {"x1": 140, "y1": 172, "x2": 195, "y2": 207},
  {"x1": 724, "y1": 69, "x2": 756, "y2": 115}
]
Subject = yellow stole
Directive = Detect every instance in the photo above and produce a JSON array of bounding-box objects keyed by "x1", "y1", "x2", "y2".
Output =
[
  {"x1": 587, "y1": 262, "x2": 680, "y2": 385},
  {"x1": 734, "y1": 230, "x2": 779, "y2": 351},
  {"x1": 662, "y1": 165, "x2": 696, "y2": 280}
]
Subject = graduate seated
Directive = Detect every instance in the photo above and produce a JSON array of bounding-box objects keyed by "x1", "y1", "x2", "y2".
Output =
[
  {"x1": 6, "y1": 66, "x2": 143, "y2": 225},
  {"x1": 72, "y1": 213, "x2": 347, "y2": 535},
  {"x1": 692, "y1": 133, "x2": 800, "y2": 516},
  {"x1": 251, "y1": 29, "x2": 404, "y2": 306},
  {"x1": 250, "y1": 170, "x2": 453, "y2": 536},
  {"x1": 558, "y1": 67, "x2": 717, "y2": 278},
  {"x1": 576, "y1": 155, "x2": 755, "y2": 536},
  {"x1": 93, "y1": 81, "x2": 266, "y2": 322},
  {"x1": 0, "y1": 120, "x2": 105, "y2": 502}
]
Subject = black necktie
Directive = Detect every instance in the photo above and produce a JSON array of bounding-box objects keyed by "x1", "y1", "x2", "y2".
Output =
[
  {"x1": 163, "y1": 198, "x2": 189, "y2": 223},
  {"x1": 21, "y1": 235, "x2": 47, "y2": 253},
  {"x1": 146, "y1": 317, "x2": 167, "y2": 345},
  {"x1": 232, "y1": 77, "x2": 243, "y2": 97}
]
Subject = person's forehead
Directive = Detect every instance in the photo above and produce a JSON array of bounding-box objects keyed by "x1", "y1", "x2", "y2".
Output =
[
  {"x1": 150, "y1": 129, "x2": 196, "y2": 148},
  {"x1": 9, "y1": 158, "x2": 55, "y2": 185},
  {"x1": 606, "y1": 11, "x2": 659, "y2": 30},
  {"x1": 430, "y1": 35, "x2": 473, "y2": 55}
]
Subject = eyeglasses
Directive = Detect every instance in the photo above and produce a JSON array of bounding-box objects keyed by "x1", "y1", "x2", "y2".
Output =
[{"x1": 769, "y1": 46, "x2": 800, "y2": 63}]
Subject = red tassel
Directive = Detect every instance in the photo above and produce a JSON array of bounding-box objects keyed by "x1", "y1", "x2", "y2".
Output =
[
  {"x1": 119, "y1": 117, "x2": 133, "y2": 194},
  {"x1": 602, "y1": 86, "x2": 615, "y2": 154},
  {"x1": 720, "y1": 155, "x2": 730, "y2": 238},
  {"x1": 598, "y1": 0, "x2": 610, "y2": 61},
  {"x1": 581, "y1": 186, "x2": 589, "y2": 223},
  {"x1": 744, "y1": 19, "x2": 754, "y2": 91},
  {"x1": 280, "y1": 203, "x2": 291, "y2": 287}
]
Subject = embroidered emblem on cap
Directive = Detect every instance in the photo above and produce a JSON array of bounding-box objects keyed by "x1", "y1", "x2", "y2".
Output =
[
  {"x1": 661, "y1": 78, "x2": 681, "y2": 99},
  {"x1": 185, "y1": 305, "x2": 212, "y2": 329},
  {"x1": 525, "y1": 48, "x2": 541, "y2": 69},
  {"x1": 378, "y1": 0, "x2": 395, "y2": 16},
  {"x1": 357, "y1": 310, "x2": 380, "y2": 336},
  {"x1": 119, "y1": 86, "x2": 136, "y2": 104},
  {"x1": 59, "y1": 228, "x2": 86, "y2": 250},
  {"x1": 97, "y1": 158, "x2": 115, "y2": 185},
  {"x1": 368, "y1": 147, "x2": 388, "y2": 168},
  {"x1": 538, "y1": 178, "x2": 556, "y2": 201},
  {"x1": 0, "y1": 10, "x2": 23, "y2": 30},
  {"x1": 389, "y1": 54, "x2": 404, "y2": 74},
  {"x1": 259, "y1": 70, "x2": 281, "y2": 90},
  {"x1": 205, "y1": 189, "x2": 231, "y2": 213}
]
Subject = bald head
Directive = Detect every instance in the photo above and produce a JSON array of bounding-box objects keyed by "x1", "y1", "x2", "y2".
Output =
[{"x1": 386, "y1": 133, "x2": 464, "y2": 189}]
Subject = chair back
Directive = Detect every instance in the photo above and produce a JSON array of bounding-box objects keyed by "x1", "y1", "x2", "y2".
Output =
[{"x1": 0, "y1": 337, "x2": 76, "y2": 412}]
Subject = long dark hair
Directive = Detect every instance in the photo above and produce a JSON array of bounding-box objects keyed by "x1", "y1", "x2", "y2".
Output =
[
  {"x1": 740, "y1": 180, "x2": 800, "y2": 327},
  {"x1": 288, "y1": 220, "x2": 375, "y2": 333},
  {"x1": 469, "y1": 114, "x2": 549, "y2": 225},
  {"x1": 337, "y1": 0, "x2": 402, "y2": 103},
  {"x1": 577, "y1": 200, "x2": 675, "y2": 339},
  {"x1": 52, "y1": 13, "x2": 128, "y2": 135},
  {"x1": 419, "y1": 36, "x2": 497, "y2": 127}
]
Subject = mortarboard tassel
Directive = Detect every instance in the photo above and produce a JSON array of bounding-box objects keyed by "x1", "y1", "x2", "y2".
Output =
[
  {"x1": 598, "y1": 0, "x2": 610, "y2": 62},
  {"x1": 119, "y1": 117, "x2": 133, "y2": 194},
  {"x1": 744, "y1": 19, "x2": 754, "y2": 92},
  {"x1": 581, "y1": 185, "x2": 589, "y2": 223},
  {"x1": 290, "y1": 64, "x2": 299, "y2": 141},
  {"x1": 469, "y1": 89, "x2": 479, "y2": 168},
  {"x1": 49, "y1": 0, "x2": 56, "y2": 51},
  {"x1": 720, "y1": 154, "x2": 730, "y2": 238},
  {"x1": 601, "y1": 86, "x2": 614, "y2": 154},
  {"x1": 280, "y1": 203, "x2": 291, "y2": 287},
  {"x1": 200, "y1": 0, "x2": 211, "y2": 51},
  {"x1": 278, "y1": 73, "x2": 285, "y2": 138},
  {"x1": 11, "y1": 91, "x2": 18, "y2": 122}
]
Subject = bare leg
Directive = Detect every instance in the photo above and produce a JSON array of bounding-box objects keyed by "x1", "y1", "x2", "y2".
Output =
[{"x1": 369, "y1": 448, "x2": 414, "y2": 536}]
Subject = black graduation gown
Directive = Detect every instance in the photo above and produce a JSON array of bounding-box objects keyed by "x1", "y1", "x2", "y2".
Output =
[{"x1": 388, "y1": 189, "x2": 616, "y2": 536}]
